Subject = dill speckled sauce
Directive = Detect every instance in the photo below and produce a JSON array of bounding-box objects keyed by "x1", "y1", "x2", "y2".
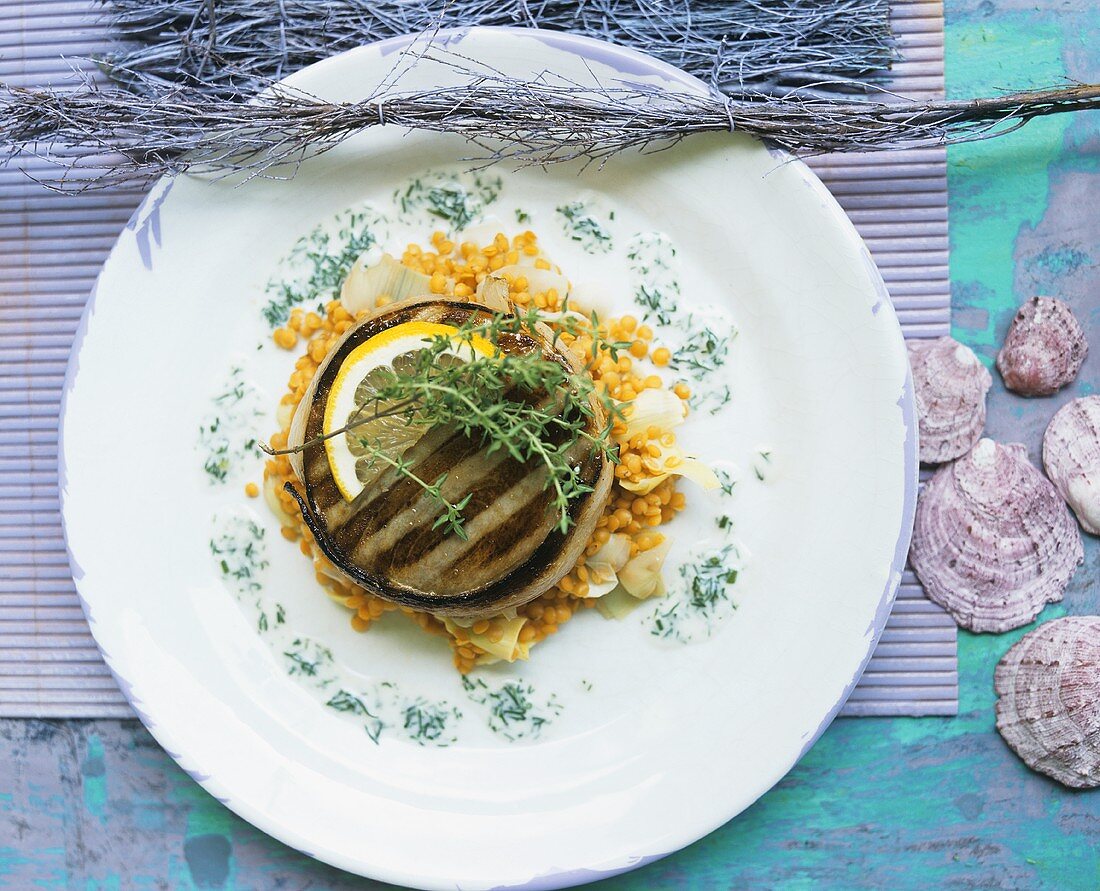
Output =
[{"x1": 199, "y1": 166, "x2": 763, "y2": 748}]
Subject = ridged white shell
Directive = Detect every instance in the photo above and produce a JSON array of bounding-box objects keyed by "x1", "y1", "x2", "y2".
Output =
[
  {"x1": 995, "y1": 617, "x2": 1100, "y2": 788},
  {"x1": 908, "y1": 336, "x2": 991, "y2": 464},
  {"x1": 909, "y1": 439, "x2": 1084, "y2": 632},
  {"x1": 996, "y1": 297, "x2": 1088, "y2": 396},
  {"x1": 1043, "y1": 395, "x2": 1100, "y2": 535}
]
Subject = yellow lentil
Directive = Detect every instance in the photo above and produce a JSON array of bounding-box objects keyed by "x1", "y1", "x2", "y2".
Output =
[{"x1": 273, "y1": 327, "x2": 298, "y2": 350}]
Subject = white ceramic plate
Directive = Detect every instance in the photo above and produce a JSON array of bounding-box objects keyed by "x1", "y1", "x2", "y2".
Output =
[{"x1": 61, "y1": 28, "x2": 916, "y2": 891}]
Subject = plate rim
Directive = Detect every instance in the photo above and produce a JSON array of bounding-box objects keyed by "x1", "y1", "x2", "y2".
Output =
[{"x1": 58, "y1": 25, "x2": 918, "y2": 890}]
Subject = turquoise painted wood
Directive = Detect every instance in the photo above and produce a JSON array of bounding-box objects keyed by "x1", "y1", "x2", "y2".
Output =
[{"x1": 2, "y1": 1, "x2": 1099, "y2": 887}]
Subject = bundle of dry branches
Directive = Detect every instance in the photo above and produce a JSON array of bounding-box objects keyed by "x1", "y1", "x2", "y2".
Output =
[
  {"x1": 5, "y1": 63, "x2": 1098, "y2": 191},
  {"x1": 100, "y1": 0, "x2": 896, "y2": 99}
]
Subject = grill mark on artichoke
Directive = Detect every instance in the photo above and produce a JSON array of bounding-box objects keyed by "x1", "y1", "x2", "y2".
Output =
[{"x1": 290, "y1": 297, "x2": 613, "y2": 615}]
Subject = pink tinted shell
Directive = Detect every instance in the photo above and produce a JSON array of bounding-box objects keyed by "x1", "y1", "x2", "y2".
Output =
[
  {"x1": 1043, "y1": 395, "x2": 1100, "y2": 535},
  {"x1": 995, "y1": 616, "x2": 1100, "y2": 789},
  {"x1": 908, "y1": 336, "x2": 991, "y2": 464},
  {"x1": 996, "y1": 297, "x2": 1088, "y2": 396},
  {"x1": 909, "y1": 439, "x2": 1084, "y2": 632}
]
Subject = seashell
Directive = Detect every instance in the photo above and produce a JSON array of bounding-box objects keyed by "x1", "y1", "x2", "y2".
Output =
[
  {"x1": 1043, "y1": 395, "x2": 1100, "y2": 535},
  {"x1": 995, "y1": 616, "x2": 1100, "y2": 788},
  {"x1": 996, "y1": 297, "x2": 1088, "y2": 396},
  {"x1": 908, "y1": 336, "x2": 992, "y2": 463},
  {"x1": 909, "y1": 438, "x2": 1083, "y2": 632}
]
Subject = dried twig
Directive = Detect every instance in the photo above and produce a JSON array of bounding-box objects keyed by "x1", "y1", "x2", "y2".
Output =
[
  {"x1": 100, "y1": 0, "x2": 897, "y2": 99},
  {"x1": 4, "y1": 64, "x2": 1099, "y2": 191}
]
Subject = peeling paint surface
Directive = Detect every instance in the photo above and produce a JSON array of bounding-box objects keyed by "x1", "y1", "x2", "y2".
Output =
[{"x1": 3, "y1": 0, "x2": 1100, "y2": 888}]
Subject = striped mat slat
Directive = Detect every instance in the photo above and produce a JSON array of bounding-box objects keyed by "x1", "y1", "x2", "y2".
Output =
[{"x1": 0, "y1": 0, "x2": 957, "y2": 719}]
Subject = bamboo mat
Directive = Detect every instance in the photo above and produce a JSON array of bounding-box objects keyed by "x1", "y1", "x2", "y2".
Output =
[{"x1": 0, "y1": 0, "x2": 957, "y2": 719}]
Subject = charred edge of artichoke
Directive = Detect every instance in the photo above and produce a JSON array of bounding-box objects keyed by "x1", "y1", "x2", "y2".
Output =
[{"x1": 284, "y1": 480, "x2": 602, "y2": 615}]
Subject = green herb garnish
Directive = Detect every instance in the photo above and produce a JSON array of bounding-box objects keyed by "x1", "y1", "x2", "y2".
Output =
[
  {"x1": 262, "y1": 208, "x2": 383, "y2": 327},
  {"x1": 402, "y1": 699, "x2": 459, "y2": 745},
  {"x1": 753, "y1": 450, "x2": 773, "y2": 481},
  {"x1": 557, "y1": 201, "x2": 613, "y2": 253},
  {"x1": 200, "y1": 366, "x2": 262, "y2": 483},
  {"x1": 716, "y1": 469, "x2": 736, "y2": 497},
  {"x1": 397, "y1": 173, "x2": 501, "y2": 231},
  {"x1": 327, "y1": 690, "x2": 385, "y2": 744},
  {"x1": 269, "y1": 306, "x2": 623, "y2": 539},
  {"x1": 462, "y1": 677, "x2": 560, "y2": 741},
  {"x1": 650, "y1": 543, "x2": 742, "y2": 641},
  {"x1": 686, "y1": 552, "x2": 739, "y2": 611},
  {"x1": 632, "y1": 283, "x2": 678, "y2": 325},
  {"x1": 210, "y1": 516, "x2": 267, "y2": 593},
  {"x1": 283, "y1": 638, "x2": 332, "y2": 678},
  {"x1": 669, "y1": 323, "x2": 732, "y2": 376}
]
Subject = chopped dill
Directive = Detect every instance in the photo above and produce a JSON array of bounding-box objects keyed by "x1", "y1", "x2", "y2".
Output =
[
  {"x1": 626, "y1": 232, "x2": 737, "y2": 412},
  {"x1": 632, "y1": 283, "x2": 679, "y2": 326},
  {"x1": 626, "y1": 234, "x2": 680, "y2": 324},
  {"x1": 650, "y1": 601, "x2": 681, "y2": 639},
  {"x1": 262, "y1": 206, "x2": 385, "y2": 327},
  {"x1": 556, "y1": 201, "x2": 613, "y2": 254},
  {"x1": 715, "y1": 469, "x2": 736, "y2": 497},
  {"x1": 650, "y1": 543, "x2": 742, "y2": 641},
  {"x1": 515, "y1": 208, "x2": 531, "y2": 224},
  {"x1": 686, "y1": 552, "x2": 739, "y2": 611},
  {"x1": 669, "y1": 323, "x2": 733, "y2": 377},
  {"x1": 214, "y1": 376, "x2": 247, "y2": 404},
  {"x1": 328, "y1": 689, "x2": 368, "y2": 714},
  {"x1": 284, "y1": 651, "x2": 317, "y2": 676},
  {"x1": 327, "y1": 690, "x2": 385, "y2": 744},
  {"x1": 202, "y1": 452, "x2": 228, "y2": 482},
  {"x1": 402, "y1": 699, "x2": 460, "y2": 746},
  {"x1": 199, "y1": 366, "x2": 263, "y2": 484},
  {"x1": 462, "y1": 677, "x2": 561, "y2": 741},
  {"x1": 283, "y1": 638, "x2": 333, "y2": 679},
  {"x1": 753, "y1": 450, "x2": 773, "y2": 482},
  {"x1": 209, "y1": 515, "x2": 267, "y2": 594},
  {"x1": 716, "y1": 515, "x2": 733, "y2": 531},
  {"x1": 692, "y1": 383, "x2": 733, "y2": 415},
  {"x1": 425, "y1": 184, "x2": 479, "y2": 229},
  {"x1": 397, "y1": 172, "x2": 501, "y2": 231},
  {"x1": 668, "y1": 319, "x2": 736, "y2": 413}
]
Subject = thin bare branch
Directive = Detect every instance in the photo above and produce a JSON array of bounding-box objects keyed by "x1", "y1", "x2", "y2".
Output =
[
  {"x1": 99, "y1": 0, "x2": 897, "y2": 100},
  {"x1": 3, "y1": 62, "x2": 1098, "y2": 191}
]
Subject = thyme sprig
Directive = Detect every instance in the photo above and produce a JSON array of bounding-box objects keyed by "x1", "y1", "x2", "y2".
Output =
[
  {"x1": 355, "y1": 437, "x2": 473, "y2": 540},
  {"x1": 268, "y1": 305, "x2": 625, "y2": 536},
  {"x1": 366, "y1": 307, "x2": 622, "y2": 533}
]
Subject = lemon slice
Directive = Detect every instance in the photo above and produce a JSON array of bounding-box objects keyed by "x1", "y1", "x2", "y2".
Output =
[{"x1": 324, "y1": 320, "x2": 493, "y2": 501}]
